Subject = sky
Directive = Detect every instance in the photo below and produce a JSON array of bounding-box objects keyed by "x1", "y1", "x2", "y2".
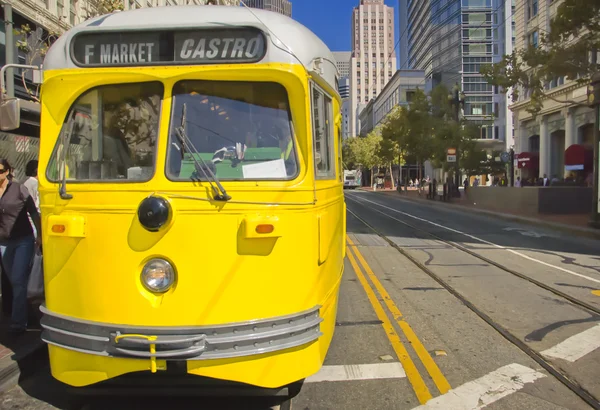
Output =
[{"x1": 291, "y1": 0, "x2": 399, "y2": 53}]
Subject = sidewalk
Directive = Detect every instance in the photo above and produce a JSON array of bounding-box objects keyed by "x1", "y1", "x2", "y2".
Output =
[
  {"x1": 357, "y1": 187, "x2": 600, "y2": 239},
  {"x1": 0, "y1": 301, "x2": 45, "y2": 393}
]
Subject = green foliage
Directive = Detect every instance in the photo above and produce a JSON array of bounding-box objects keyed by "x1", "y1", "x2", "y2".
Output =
[
  {"x1": 85, "y1": 0, "x2": 125, "y2": 19},
  {"x1": 12, "y1": 24, "x2": 58, "y2": 101},
  {"x1": 481, "y1": 0, "x2": 600, "y2": 116},
  {"x1": 343, "y1": 132, "x2": 382, "y2": 170},
  {"x1": 345, "y1": 84, "x2": 494, "y2": 178},
  {"x1": 14, "y1": 24, "x2": 58, "y2": 58}
]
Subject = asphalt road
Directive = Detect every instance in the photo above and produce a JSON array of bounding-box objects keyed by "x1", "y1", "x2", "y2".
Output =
[{"x1": 1, "y1": 190, "x2": 599, "y2": 409}]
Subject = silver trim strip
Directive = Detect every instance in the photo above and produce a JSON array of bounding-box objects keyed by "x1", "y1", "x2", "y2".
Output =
[{"x1": 40, "y1": 305, "x2": 323, "y2": 360}]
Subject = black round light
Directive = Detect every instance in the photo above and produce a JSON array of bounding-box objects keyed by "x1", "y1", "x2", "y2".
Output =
[{"x1": 138, "y1": 196, "x2": 171, "y2": 232}]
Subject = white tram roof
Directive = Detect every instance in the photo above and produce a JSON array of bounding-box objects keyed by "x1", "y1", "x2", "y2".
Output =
[{"x1": 43, "y1": 5, "x2": 339, "y2": 91}]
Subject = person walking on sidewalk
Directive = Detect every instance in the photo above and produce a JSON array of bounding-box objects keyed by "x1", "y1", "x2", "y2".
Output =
[{"x1": 0, "y1": 159, "x2": 42, "y2": 333}]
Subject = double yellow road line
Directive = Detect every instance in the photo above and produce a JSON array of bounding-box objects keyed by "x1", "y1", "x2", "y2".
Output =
[{"x1": 345, "y1": 235, "x2": 451, "y2": 404}]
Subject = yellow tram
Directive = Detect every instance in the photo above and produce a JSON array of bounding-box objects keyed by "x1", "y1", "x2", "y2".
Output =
[{"x1": 34, "y1": 5, "x2": 345, "y2": 403}]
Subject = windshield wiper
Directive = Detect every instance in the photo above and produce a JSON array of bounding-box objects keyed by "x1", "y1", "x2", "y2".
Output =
[
  {"x1": 175, "y1": 103, "x2": 231, "y2": 201},
  {"x1": 59, "y1": 110, "x2": 76, "y2": 200}
]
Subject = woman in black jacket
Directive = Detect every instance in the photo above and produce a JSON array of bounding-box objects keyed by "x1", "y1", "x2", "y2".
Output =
[{"x1": 0, "y1": 159, "x2": 42, "y2": 333}]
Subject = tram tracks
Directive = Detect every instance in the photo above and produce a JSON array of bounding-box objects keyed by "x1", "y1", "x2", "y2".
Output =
[{"x1": 345, "y1": 194, "x2": 600, "y2": 409}]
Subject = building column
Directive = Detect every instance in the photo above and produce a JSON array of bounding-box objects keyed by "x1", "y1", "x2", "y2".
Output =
[
  {"x1": 539, "y1": 115, "x2": 550, "y2": 178},
  {"x1": 518, "y1": 122, "x2": 528, "y2": 153},
  {"x1": 563, "y1": 108, "x2": 576, "y2": 177}
]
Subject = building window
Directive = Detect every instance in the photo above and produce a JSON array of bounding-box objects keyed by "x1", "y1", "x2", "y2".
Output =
[
  {"x1": 462, "y1": 0, "x2": 491, "y2": 6},
  {"x1": 311, "y1": 84, "x2": 334, "y2": 179},
  {"x1": 467, "y1": 28, "x2": 486, "y2": 39},
  {"x1": 527, "y1": 0, "x2": 538, "y2": 19},
  {"x1": 70, "y1": 0, "x2": 77, "y2": 25},
  {"x1": 464, "y1": 44, "x2": 488, "y2": 54},
  {"x1": 529, "y1": 31, "x2": 538, "y2": 48},
  {"x1": 464, "y1": 13, "x2": 489, "y2": 25}
]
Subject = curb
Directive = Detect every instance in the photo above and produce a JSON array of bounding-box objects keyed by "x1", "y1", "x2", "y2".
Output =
[
  {"x1": 373, "y1": 191, "x2": 600, "y2": 240},
  {"x1": 0, "y1": 336, "x2": 45, "y2": 394}
]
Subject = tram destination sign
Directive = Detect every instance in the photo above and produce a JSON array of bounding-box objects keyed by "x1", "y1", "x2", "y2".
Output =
[{"x1": 71, "y1": 28, "x2": 267, "y2": 67}]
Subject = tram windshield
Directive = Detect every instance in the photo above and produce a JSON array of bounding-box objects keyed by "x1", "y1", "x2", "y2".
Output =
[
  {"x1": 166, "y1": 80, "x2": 298, "y2": 181},
  {"x1": 46, "y1": 82, "x2": 163, "y2": 182}
]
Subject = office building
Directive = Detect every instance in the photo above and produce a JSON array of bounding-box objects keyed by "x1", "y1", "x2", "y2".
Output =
[
  {"x1": 398, "y1": 0, "x2": 408, "y2": 69},
  {"x1": 339, "y1": 76, "x2": 350, "y2": 99},
  {"x1": 338, "y1": 77, "x2": 351, "y2": 140},
  {"x1": 333, "y1": 51, "x2": 351, "y2": 78},
  {"x1": 511, "y1": 0, "x2": 594, "y2": 180},
  {"x1": 358, "y1": 69, "x2": 425, "y2": 136},
  {"x1": 245, "y1": 0, "x2": 291, "y2": 17},
  {"x1": 349, "y1": 0, "x2": 397, "y2": 138},
  {"x1": 406, "y1": 0, "x2": 511, "y2": 148}
]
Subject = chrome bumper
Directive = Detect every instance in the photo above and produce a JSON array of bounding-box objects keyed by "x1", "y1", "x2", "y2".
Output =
[{"x1": 40, "y1": 305, "x2": 323, "y2": 360}]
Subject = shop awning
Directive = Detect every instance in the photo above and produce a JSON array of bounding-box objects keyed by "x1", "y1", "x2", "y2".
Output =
[
  {"x1": 516, "y1": 152, "x2": 539, "y2": 169},
  {"x1": 564, "y1": 144, "x2": 593, "y2": 171}
]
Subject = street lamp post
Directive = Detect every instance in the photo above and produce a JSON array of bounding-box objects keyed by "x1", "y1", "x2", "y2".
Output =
[
  {"x1": 450, "y1": 83, "x2": 466, "y2": 197},
  {"x1": 588, "y1": 73, "x2": 600, "y2": 228}
]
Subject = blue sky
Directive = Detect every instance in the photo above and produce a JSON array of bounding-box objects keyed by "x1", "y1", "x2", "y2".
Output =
[{"x1": 291, "y1": 0, "x2": 399, "y2": 52}]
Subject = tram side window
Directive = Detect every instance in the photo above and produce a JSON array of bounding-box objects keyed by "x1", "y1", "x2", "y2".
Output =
[
  {"x1": 46, "y1": 82, "x2": 163, "y2": 182},
  {"x1": 312, "y1": 86, "x2": 334, "y2": 179}
]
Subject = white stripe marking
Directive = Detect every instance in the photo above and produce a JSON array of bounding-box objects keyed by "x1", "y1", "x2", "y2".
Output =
[
  {"x1": 305, "y1": 363, "x2": 406, "y2": 383},
  {"x1": 348, "y1": 194, "x2": 600, "y2": 284},
  {"x1": 411, "y1": 363, "x2": 545, "y2": 409},
  {"x1": 541, "y1": 323, "x2": 600, "y2": 362}
]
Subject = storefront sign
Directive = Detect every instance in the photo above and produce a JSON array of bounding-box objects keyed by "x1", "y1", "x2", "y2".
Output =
[{"x1": 71, "y1": 28, "x2": 267, "y2": 67}]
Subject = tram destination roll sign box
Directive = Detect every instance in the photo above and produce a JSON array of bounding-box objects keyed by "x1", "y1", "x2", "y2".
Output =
[{"x1": 71, "y1": 28, "x2": 266, "y2": 67}]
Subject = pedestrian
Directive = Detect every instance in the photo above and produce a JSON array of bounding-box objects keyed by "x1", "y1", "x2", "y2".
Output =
[
  {"x1": 23, "y1": 160, "x2": 40, "y2": 236},
  {"x1": 0, "y1": 159, "x2": 42, "y2": 333},
  {"x1": 23, "y1": 160, "x2": 39, "y2": 211}
]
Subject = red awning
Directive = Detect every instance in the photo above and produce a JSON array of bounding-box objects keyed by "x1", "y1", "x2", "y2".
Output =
[
  {"x1": 516, "y1": 152, "x2": 539, "y2": 169},
  {"x1": 564, "y1": 144, "x2": 593, "y2": 170}
]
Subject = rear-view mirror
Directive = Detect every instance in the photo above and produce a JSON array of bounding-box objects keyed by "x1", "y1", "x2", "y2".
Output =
[{"x1": 0, "y1": 98, "x2": 21, "y2": 131}]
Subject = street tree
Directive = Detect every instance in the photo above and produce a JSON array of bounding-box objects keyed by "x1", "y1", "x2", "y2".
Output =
[
  {"x1": 13, "y1": 24, "x2": 58, "y2": 101},
  {"x1": 84, "y1": 0, "x2": 124, "y2": 19},
  {"x1": 403, "y1": 89, "x2": 435, "y2": 183},
  {"x1": 345, "y1": 132, "x2": 382, "y2": 187},
  {"x1": 481, "y1": 0, "x2": 600, "y2": 116},
  {"x1": 428, "y1": 85, "x2": 464, "y2": 172},
  {"x1": 342, "y1": 138, "x2": 359, "y2": 170},
  {"x1": 381, "y1": 105, "x2": 410, "y2": 190}
]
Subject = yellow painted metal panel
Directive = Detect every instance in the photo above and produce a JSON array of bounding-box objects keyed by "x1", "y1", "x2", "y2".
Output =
[{"x1": 39, "y1": 62, "x2": 345, "y2": 388}]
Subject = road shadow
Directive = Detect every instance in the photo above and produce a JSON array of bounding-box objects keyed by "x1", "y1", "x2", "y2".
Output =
[
  {"x1": 0, "y1": 266, "x2": 45, "y2": 393},
  {"x1": 16, "y1": 352, "x2": 299, "y2": 410}
]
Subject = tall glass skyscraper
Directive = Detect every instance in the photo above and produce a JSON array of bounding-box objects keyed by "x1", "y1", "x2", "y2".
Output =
[{"x1": 406, "y1": 0, "x2": 511, "y2": 145}]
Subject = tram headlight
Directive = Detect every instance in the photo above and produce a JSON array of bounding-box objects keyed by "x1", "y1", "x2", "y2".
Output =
[{"x1": 141, "y1": 258, "x2": 175, "y2": 293}]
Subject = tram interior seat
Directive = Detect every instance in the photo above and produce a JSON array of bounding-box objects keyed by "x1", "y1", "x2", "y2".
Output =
[{"x1": 179, "y1": 147, "x2": 288, "y2": 179}]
